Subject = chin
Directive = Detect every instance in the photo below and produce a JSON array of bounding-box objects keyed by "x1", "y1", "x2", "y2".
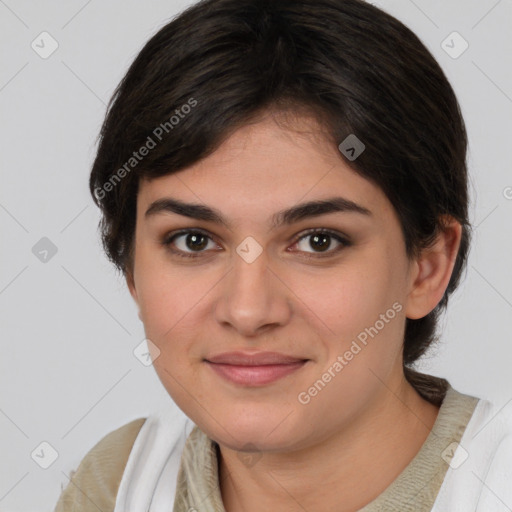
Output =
[{"x1": 200, "y1": 407, "x2": 301, "y2": 452}]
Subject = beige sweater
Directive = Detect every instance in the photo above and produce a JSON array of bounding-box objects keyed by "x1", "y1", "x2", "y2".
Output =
[{"x1": 54, "y1": 385, "x2": 479, "y2": 511}]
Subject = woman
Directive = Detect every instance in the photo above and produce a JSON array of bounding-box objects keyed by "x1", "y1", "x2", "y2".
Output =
[{"x1": 54, "y1": 0, "x2": 512, "y2": 510}]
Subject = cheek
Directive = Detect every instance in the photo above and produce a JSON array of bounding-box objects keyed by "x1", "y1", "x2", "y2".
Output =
[
  {"x1": 134, "y1": 250, "x2": 213, "y2": 334},
  {"x1": 134, "y1": 263, "x2": 220, "y2": 387},
  {"x1": 293, "y1": 257, "x2": 403, "y2": 338},
  {"x1": 297, "y1": 256, "x2": 407, "y2": 388},
  {"x1": 137, "y1": 270, "x2": 207, "y2": 407}
]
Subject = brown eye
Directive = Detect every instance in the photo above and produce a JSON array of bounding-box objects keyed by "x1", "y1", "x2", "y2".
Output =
[
  {"x1": 162, "y1": 230, "x2": 218, "y2": 258},
  {"x1": 182, "y1": 232, "x2": 209, "y2": 251},
  {"x1": 307, "y1": 233, "x2": 331, "y2": 252},
  {"x1": 293, "y1": 229, "x2": 351, "y2": 257}
]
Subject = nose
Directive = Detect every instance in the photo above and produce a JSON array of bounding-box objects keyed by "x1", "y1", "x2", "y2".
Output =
[{"x1": 214, "y1": 245, "x2": 292, "y2": 338}]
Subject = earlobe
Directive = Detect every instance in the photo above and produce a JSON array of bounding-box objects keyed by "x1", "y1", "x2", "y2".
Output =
[{"x1": 405, "y1": 216, "x2": 462, "y2": 320}]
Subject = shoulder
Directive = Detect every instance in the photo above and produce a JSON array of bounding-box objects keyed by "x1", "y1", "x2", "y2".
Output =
[
  {"x1": 451, "y1": 388, "x2": 512, "y2": 461},
  {"x1": 113, "y1": 408, "x2": 195, "y2": 510},
  {"x1": 54, "y1": 417, "x2": 147, "y2": 512},
  {"x1": 465, "y1": 391, "x2": 512, "y2": 445},
  {"x1": 469, "y1": 393, "x2": 512, "y2": 475},
  {"x1": 432, "y1": 390, "x2": 512, "y2": 510}
]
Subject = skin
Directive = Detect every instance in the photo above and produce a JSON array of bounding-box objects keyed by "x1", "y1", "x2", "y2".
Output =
[{"x1": 127, "y1": 110, "x2": 462, "y2": 512}]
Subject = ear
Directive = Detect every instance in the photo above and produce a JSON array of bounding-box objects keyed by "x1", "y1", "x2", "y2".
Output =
[
  {"x1": 125, "y1": 270, "x2": 142, "y2": 321},
  {"x1": 405, "y1": 216, "x2": 463, "y2": 320}
]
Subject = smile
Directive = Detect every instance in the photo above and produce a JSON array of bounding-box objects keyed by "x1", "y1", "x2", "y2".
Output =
[{"x1": 205, "y1": 360, "x2": 308, "y2": 386}]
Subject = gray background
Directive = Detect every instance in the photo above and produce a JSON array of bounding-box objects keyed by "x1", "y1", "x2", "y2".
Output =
[{"x1": 0, "y1": 0, "x2": 511, "y2": 510}]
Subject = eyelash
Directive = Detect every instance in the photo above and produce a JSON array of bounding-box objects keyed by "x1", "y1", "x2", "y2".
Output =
[{"x1": 161, "y1": 228, "x2": 351, "y2": 260}]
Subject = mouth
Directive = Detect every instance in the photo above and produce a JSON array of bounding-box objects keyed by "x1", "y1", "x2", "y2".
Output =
[{"x1": 204, "y1": 351, "x2": 309, "y2": 386}]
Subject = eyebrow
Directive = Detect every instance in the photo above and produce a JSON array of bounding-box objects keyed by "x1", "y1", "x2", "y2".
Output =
[{"x1": 144, "y1": 196, "x2": 372, "y2": 229}]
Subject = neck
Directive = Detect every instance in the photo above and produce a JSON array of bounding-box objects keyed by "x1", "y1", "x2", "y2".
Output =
[{"x1": 218, "y1": 374, "x2": 440, "y2": 512}]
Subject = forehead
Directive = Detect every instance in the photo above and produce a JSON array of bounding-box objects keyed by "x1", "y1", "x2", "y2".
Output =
[{"x1": 136, "y1": 113, "x2": 390, "y2": 222}]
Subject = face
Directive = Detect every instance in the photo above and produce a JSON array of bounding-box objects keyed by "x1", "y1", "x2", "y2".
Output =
[{"x1": 127, "y1": 112, "x2": 418, "y2": 453}]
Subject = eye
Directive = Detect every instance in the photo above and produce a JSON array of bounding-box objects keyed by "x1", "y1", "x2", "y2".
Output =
[
  {"x1": 162, "y1": 229, "x2": 219, "y2": 258},
  {"x1": 162, "y1": 227, "x2": 351, "y2": 260},
  {"x1": 290, "y1": 228, "x2": 351, "y2": 257}
]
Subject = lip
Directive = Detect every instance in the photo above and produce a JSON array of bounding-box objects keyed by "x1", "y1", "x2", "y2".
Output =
[
  {"x1": 205, "y1": 351, "x2": 309, "y2": 386},
  {"x1": 206, "y1": 351, "x2": 307, "y2": 365}
]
